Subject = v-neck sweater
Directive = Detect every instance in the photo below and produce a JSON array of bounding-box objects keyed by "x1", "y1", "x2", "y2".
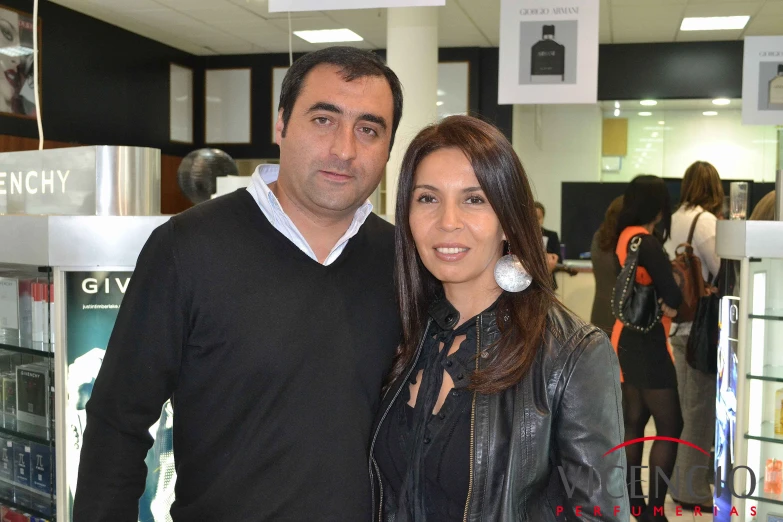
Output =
[{"x1": 74, "y1": 189, "x2": 401, "y2": 521}]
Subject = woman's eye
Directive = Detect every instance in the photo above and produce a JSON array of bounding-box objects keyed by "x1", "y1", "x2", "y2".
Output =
[
  {"x1": 466, "y1": 195, "x2": 485, "y2": 204},
  {"x1": 416, "y1": 194, "x2": 436, "y2": 204}
]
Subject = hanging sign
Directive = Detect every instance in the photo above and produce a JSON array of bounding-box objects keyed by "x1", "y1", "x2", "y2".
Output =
[
  {"x1": 498, "y1": 0, "x2": 599, "y2": 104},
  {"x1": 269, "y1": 0, "x2": 444, "y2": 12},
  {"x1": 742, "y1": 36, "x2": 783, "y2": 125}
]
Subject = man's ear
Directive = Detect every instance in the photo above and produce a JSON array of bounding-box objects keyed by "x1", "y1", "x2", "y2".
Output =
[{"x1": 274, "y1": 110, "x2": 285, "y2": 145}]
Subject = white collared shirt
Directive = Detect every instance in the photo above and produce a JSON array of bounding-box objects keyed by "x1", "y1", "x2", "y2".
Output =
[{"x1": 246, "y1": 164, "x2": 374, "y2": 266}]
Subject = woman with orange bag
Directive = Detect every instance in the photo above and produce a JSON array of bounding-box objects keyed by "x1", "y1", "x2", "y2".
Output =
[{"x1": 611, "y1": 175, "x2": 683, "y2": 522}]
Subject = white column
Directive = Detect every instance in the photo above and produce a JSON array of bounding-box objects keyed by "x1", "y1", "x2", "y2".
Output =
[{"x1": 385, "y1": 6, "x2": 438, "y2": 221}]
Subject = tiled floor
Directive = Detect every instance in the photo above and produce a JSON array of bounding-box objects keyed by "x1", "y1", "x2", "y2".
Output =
[{"x1": 630, "y1": 420, "x2": 713, "y2": 522}]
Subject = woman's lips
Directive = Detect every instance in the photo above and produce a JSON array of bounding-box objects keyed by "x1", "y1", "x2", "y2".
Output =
[{"x1": 4, "y1": 69, "x2": 17, "y2": 85}]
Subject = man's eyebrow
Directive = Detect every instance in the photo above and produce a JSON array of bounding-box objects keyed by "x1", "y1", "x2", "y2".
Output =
[
  {"x1": 306, "y1": 102, "x2": 342, "y2": 114},
  {"x1": 306, "y1": 102, "x2": 388, "y2": 132},
  {"x1": 357, "y1": 113, "x2": 387, "y2": 131}
]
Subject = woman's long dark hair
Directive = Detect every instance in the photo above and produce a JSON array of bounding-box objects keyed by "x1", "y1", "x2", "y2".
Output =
[
  {"x1": 615, "y1": 174, "x2": 672, "y2": 242},
  {"x1": 596, "y1": 196, "x2": 624, "y2": 252},
  {"x1": 391, "y1": 115, "x2": 555, "y2": 395}
]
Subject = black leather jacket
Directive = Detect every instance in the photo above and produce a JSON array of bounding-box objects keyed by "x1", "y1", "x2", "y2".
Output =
[{"x1": 369, "y1": 301, "x2": 629, "y2": 521}]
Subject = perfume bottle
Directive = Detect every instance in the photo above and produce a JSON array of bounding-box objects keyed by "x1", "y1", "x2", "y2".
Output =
[
  {"x1": 766, "y1": 459, "x2": 783, "y2": 496},
  {"x1": 770, "y1": 64, "x2": 783, "y2": 106},
  {"x1": 530, "y1": 24, "x2": 565, "y2": 84}
]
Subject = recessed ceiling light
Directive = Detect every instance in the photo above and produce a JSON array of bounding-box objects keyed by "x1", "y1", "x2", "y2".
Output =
[
  {"x1": 651, "y1": 132, "x2": 659, "y2": 138},
  {"x1": 613, "y1": 109, "x2": 620, "y2": 117},
  {"x1": 646, "y1": 143, "x2": 652, "y2": 148},
  {"x1": 436, "y1": 101, "x2": 444, "y2": 106},
  {"x1": 712, "y1": 98, "x2": 731, "y2": 106},
  {"x1": 680, "y1": 16, "x2": 749, "y2": 31},
  {"x1": 640, "y1": 100, "x2": 657, "y2": 106},
  {"x1": 703, "y1": 111, "x2": 718, "y2": 116},
  {"x1": 614, "y1": 101, "x2": 620, "y2": 109},
  {"x1": 293, "y1": 29, "x2": 363, "y2": 43},
  {"x1": 658, "y1": 121, "x2": 665, "y2": 125},
  {"x1": 639, "y1": 112, "x2": 652, "y2": 116},
  {"x1": 437, "y1": 89, "x2": 446, "y2": 96}
]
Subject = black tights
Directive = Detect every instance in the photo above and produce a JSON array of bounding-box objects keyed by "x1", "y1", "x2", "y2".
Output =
[{"x1": 622, "y1": 384, "x2": 684, "y2": 518}]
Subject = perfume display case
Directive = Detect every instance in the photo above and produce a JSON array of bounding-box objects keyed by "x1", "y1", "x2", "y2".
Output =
[
  {"x1": 715, "y1": 220, "x2": 783, "y2": 522},
  {"x1": 0, "y1": 147, "x2": 170, "y2": 522}
]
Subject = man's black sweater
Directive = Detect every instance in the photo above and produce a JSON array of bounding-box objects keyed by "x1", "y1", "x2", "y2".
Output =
[{"x1": 73, "y1": 190, "x2": 400, "y2": 521}]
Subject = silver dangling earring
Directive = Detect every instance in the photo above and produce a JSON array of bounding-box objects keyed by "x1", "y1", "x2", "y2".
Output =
[{"x1": 494, "y1": 240, "x2": 532, "y2": 293}]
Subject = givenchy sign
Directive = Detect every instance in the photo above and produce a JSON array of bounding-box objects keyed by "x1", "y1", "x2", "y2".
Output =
[{"x1": 0, "y1": 170, "x2": 70, "y2": 196}]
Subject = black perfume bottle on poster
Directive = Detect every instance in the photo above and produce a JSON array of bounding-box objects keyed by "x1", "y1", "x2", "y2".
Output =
[{"x1": 530, "y1": 25, "x2": 565, "y2": 83}]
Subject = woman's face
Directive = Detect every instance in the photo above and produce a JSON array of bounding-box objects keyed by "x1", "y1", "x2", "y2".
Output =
[
  {"x1": 409, "y1": 147, "x2": 505, "y2": 295},
  {"x1": 0, "y1": 16, "x2": 20, "y2": 108}
]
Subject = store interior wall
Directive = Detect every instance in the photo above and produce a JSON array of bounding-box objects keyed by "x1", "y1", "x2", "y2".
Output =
[
  {"x1": 512, "y1": 104, "x2": 603, "y2": 236},
  {"x1": 0, "y1": 0, "x2": 203, "y2": 159},
  {"x1": 608, "y1": 110, "x2": 779, "y2": 183}
]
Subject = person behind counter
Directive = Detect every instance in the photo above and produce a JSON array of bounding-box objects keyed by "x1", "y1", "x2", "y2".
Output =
[
  {"x1": 590, "y1": 196, "x2": 623, "y2": 336},
  {"x1": 612, "y1": 175, "x2": 683, "y2": 522},
  {"x1": 371, "y1": 115, "x2": 628, "y2": 521}
]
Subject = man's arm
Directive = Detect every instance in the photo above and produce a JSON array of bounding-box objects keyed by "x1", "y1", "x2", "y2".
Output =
[{"x1": 73, "y1": 221, "x2": 188, "y2": 521}]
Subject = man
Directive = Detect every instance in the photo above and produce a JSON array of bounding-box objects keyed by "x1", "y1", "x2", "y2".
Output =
[
  {"x1": 74, "y1": 47, "x2": 403, "y2": 521},
  {"x1": 535, "y1": 202, "x2": 561, "y2": 282}
]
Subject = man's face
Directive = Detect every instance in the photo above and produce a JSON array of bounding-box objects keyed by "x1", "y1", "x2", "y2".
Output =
[
  {"x1": 536, "y1": 208, "x2": 545, "y2": 227},
  {"x1": 275, "y1": 64, "x2": 395, "y2": 218}
]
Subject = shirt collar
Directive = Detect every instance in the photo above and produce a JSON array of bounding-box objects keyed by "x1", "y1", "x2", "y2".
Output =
[{"x1": 251, "y1": 163, "x2": 374, "y2": 224}]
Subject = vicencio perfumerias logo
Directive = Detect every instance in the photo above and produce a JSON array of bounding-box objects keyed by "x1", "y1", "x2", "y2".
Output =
[{"x1": 555, "y1": 437, "x2": 758, "y2": 518}]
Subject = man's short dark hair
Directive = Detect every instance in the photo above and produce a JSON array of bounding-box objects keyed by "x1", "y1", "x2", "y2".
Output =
[
  {"x1": 534, "y1": 201, "x2": 545, "y2": 215},
  {"x1": 278, "y1": 46, "x2": 403, "y2": 152}
]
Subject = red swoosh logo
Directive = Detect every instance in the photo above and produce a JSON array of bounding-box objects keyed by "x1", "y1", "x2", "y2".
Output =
[{"x1": 603, "y1": 437, "x2": 710, "y2": 457}]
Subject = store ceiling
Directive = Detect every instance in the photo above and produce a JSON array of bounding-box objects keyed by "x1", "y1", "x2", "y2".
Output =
[{"x1": 49, "y1": 0, "x2": 783, "y2": 56}]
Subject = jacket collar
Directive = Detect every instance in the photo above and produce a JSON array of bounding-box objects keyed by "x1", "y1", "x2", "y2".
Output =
[
  {"x1": 428, "y1": 298, "x2": 461, "y2": 330},
  {"x1": 427, "y1": 296, "x2": 502, "y2": 335}
]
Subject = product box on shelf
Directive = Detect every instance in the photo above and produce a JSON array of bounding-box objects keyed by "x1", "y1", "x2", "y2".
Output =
[
  {"x1": 2, "y1": 374, "x2": 16, "y2": 432},
  {"x1": 11, "y1": 441, "x2": 30, "y2": 488},
  {"x1": 0, "y1": 279, "x2": 33, "y2": 350},
  {"x1": 30, "y1": 284, "x2": 48, "y2": 348},
  {"x1": 0, "y1": 439, "x2": 11, "y2": 483},
  {"x1": 0, "y1": 506, "x2": 30, "y2": 522},
  {"x1": 15, "y1": 365, "x2": 48, "y2": 439},
  {"x1": 29, "y1": 444, "x2": 51, "y2": 496}
]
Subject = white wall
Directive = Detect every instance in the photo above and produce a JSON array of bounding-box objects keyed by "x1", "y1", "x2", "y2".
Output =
[
  {"x1": 605, "y1": 109, "x2": 779, "y2": 182},
  {"x1": 513, "y1": 105, "x2": 780, "y2": 237},
  {"x1": 512, "y1": 104, "x2": 603, "y2": 235}
]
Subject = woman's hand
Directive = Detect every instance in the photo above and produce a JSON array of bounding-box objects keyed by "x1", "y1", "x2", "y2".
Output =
[{"x1": 659, "y1": 298, "x2": 678, "y2": 318}]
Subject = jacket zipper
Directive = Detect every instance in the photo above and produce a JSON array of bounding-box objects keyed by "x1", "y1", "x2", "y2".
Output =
[
  {"x1": 463, "y1": 315, "x2": 481, "y2": 522},
  {"x1": 369, "y1": 319, "x2": 432, "y2": 522}
]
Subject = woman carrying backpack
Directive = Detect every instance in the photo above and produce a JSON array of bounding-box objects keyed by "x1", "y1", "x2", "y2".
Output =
[
  {"x1": 663, "y1": 161, "x2": 723, "y2": 510},
  {"x1": 612, "y1": 175, "x2": 683, "y2": 522}
]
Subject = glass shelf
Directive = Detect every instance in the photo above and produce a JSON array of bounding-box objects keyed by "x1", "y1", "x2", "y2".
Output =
[
  {"x1": 0, "y1": 426, "x2": 53, "y2": 447},
  {"x1": 0, "y1": 343, "x2": 54, "y2": 359},
  {"x1": 0, "y1": 480, "x2": 54, "y2": 519},
  {"x1": 747, "y1": 480, "x2": 783, "y2": 507},
  {"x1": 748, "y1": 367, "x2": 783, "y2": 383},
  {"x1": 746, "y1": 422, "x2": 783, "y2": 445},
  {"x1": 749, "y1": 314, "x2": 783, "y2": 322}
]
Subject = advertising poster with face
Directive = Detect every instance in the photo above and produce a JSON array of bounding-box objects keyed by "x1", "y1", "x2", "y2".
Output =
[
  {"x1": 65, "y1": 271, "x2": 175, "y2": 522},
  {"x1": 0, "y1": 5, "x2": 36, "y2": 117}
]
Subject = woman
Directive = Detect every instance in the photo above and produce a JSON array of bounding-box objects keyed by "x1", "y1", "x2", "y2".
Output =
[
  {"x1": 370, "y1": 115, "x2": 628, "y2": 521},
  {"x1": 611, "y1": 175, "x2": 683, "y2": 522},
  {"x1": 590, "y1": 196, "x2": 623, "y2": 336},
  {"x1": 662, "y1": 161, "x2": 722, "y2": 509}
]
